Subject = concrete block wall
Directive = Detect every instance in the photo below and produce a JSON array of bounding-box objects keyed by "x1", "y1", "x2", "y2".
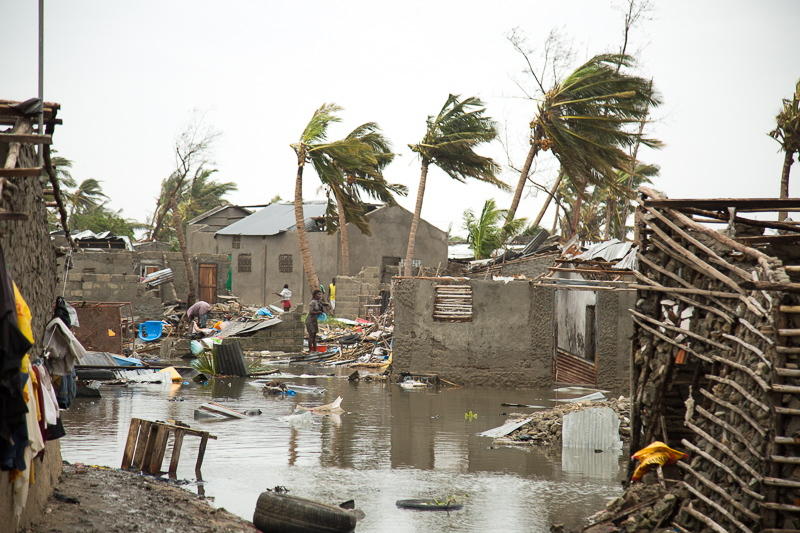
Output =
[
  {"x1": 393, "y1": 278, "x2": 556, "y2": 388},
  {"x1": 334, "y1": 266, "x2": 381, "y2": 319},
  {"x1": 494, "y1": 254, "x2": 556, "y2": 278},
  {"x1": 59, "y1": 250, "x2": 230, "y2": 320},
  {"x1": 226, "y1": 310, "x2": 305, "y2": 352}
]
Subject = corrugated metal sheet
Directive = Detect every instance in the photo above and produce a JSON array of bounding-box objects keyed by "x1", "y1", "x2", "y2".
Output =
[
  {"x1": 554, "y1": 349, "x2": 597, "y2": 385},
  {"x1": 575, "y1": 239, "x2": 634, "y2": 262},
  {"x1": 216, "y1": 202, "x2": 327, "y2": 236},
  {"x1": 562, "y1": 407, "x2": 622, "y2": 450}
]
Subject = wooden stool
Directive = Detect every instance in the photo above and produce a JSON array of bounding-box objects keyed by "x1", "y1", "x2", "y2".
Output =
[{"x1": 121, "y1": 418, "x2": 217, "y2": 476}]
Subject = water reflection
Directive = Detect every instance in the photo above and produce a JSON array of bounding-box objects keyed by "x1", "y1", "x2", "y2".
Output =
[{"x1": 59, "y1": 366, "x2": 623, "y2": 532}]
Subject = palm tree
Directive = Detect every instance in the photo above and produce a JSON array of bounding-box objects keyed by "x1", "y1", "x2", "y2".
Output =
[
  {"x1": 49, "y1": 149, "x2": 76, "y2": 188},
  {"x1": 315, "y1": 122, "x2": 406, "y2": 275},
  {"x1": 463, "y1": 199, "x2": 526, "y2": 259},
  {"x1": 291, "y1": 104, "x2": 383, "y2": 291},
  {"x1": 403, "y1": 94, "x2": 507, "y2": 275},
  {"x1": 770, "y1": 80, "x2": 800, "y2": 221},
  {"x1": 506, "y1": 54, "x2": 661, "y2": 238},
  {"x1": 65, "y1": 178, "x2": 108, "y2": 217}
]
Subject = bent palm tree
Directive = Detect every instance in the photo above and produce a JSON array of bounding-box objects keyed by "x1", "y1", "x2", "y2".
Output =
[
  {"x1": 769, "y1": 80, "x2": 800, "y2": 221},
  {"x1": 66, "y1": 178, "x2": 108, "y2": 217},
  {"x1": 291, "y1": 104, "x2": 383, "y2": 291},
  {"x1": 506, "y1": 54, "x2": 661, "y2": 237},
  {"x1": 317, "y1": 122, "x2": 406, "y2": 275},
  {"x1": 404, "y1": 94, "x2": 507, "y2": 276}
]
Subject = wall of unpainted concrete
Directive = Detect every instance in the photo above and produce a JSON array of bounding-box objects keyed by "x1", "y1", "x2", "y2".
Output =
[
  {"x1": 491, "y1": 253, "x2": 557, "y2": 278},
  {"x1": 595, "y1": 289, "x2": 635, "y2": 392},
  {"x1": 393, "y1": 278, "x2": 556, "y2": 388},
  {"x1": 187, "y1": 205, "x2": 250, "y2": 255},
  {"x1": 223, "y1": 309, "x2": 305, "y2": 352},
  {"x1": 58, "y1": 250, "x2": 230, "y2": 319},
  {"x1": 334, "y1": 267, "x2": 381, "y2": 319},
  {"x1": 0, "y1": 141, "x2": 62, "y2": 528}
]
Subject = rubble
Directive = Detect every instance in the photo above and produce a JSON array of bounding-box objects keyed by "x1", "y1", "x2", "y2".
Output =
[{"x1": 497, "y1": 396, "x2": 630, "y2": 447}]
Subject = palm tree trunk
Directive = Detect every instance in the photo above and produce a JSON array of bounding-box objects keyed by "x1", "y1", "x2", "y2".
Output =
[
  {"x1": 530, "y1": 170, "x2": 565, "y2": 230},
  {"x1": 173, "y1": 208, "x2": 196, "y2": 305},
  {"x1": 334, "y1": 186, "x2": 350, "y2": 276},
  {"x1": 505, "y1": 133, "x2": 542, "y2": 226},
  {"x1": 403, "y1": 160, "x2": 429, "y2": 276},
  {"x1": 550, "y1": 200, "x2": 560, "y2": 234},
  {"x1": 603, "y1": 197, "x2": 616, "y2": 240},
  {"x1": 779, "y1": 150, "x2": 794, "y2": 221},
  {"x1": 294, "y1": 160, "x2": 320, "y2": 291},
  {"x1": 570, "y1": 181, "x2": 585, "y2": 239}
]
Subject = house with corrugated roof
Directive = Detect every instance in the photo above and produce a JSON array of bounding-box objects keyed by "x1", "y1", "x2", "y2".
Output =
[{"x1": 188, "y1": 201, "x2": 447, "y2": 308}]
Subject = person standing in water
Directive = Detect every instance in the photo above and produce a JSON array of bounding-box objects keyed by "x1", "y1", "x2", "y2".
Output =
[{"x1": 306, "y1": 289, "x2": 327, "y2": 352}]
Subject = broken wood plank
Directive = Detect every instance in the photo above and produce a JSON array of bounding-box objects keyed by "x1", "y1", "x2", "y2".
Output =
[
  {"x1": 0, "y1": 133, "x2": 51, "y2": 144},
  {"x1": 169, "y1": 430, "x2": 185, "y2": 475},
  {"x1": 779, "y1": 305, "x2": 800, "y2": 313},
  {"x1": 645, "y1": 197, "x2": 800, "y2": 210},
  {"x1": 0, "y1": 167, "x2": 42, "y2": 177},
  {"x1": 121, "y1": 418, "x2": 141, "y2": 469}
]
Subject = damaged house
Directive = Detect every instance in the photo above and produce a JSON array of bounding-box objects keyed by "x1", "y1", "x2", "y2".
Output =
[
  {"x1": 590, "y1": 187, "x2": 800, "y2": 532},
  {"x1": 190, "y1": 201, "x2": 448, "y2": 310},
  {"x1": 393, "y1": 236, "x2": 636, "y2": 390}
]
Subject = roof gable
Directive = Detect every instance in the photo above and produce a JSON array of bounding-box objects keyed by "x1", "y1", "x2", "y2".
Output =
[{"x1": 216, "y1": 202, "x2": 328, "y2": 236}]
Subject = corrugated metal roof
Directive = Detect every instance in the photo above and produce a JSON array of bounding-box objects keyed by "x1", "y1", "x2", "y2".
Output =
[
  {"x1": 188, "y1": 205, "x2": 251, "y2": 226},
  {"x1": 216, "y1": 202, "x2": 328, "y2": 236}
]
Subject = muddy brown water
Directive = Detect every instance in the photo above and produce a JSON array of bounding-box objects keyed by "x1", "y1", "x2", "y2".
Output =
[{"x1": 60, "y1": 364, "x2": 625, "y2": 532}]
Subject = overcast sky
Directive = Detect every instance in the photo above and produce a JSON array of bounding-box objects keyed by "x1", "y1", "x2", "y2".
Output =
[{"x1": 3, "y1": 0, "x2": 799, "y2": 236}]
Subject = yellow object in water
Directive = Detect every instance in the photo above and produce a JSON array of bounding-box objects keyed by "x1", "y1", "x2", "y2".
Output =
[
  {"x1": 631, "y1": 441, "x2": 687, "y2": 481},
  {"x1": 157, "y1": 366, "x2": 183, "y2": 383}
]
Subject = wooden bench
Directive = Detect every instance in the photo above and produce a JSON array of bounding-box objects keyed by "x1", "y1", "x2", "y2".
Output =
[{"x1": 121, "y1": 418, "x2": 217, "y2": 476}]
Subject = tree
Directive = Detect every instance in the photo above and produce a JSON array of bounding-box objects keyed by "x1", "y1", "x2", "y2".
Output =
[
  {"x1": 64, "y1": 178, "x2": 108, "y2": 217},
  {"x1": 319, "y1": 122, "x2": 406, "y2": 275},
  {"x1": 403, "y1": 94, "x2": 507, "y2": 275},
  {"x1": 769, "y1": 80, "x2": 800, "y2": 221},
  {"x1": 463, "y1": 199, "x2": 526, "y2": 259},
  {"x1": 507, "y1": 53, "x2": 661, "y2": 239},
  {"x1": 291, "y1": 104, "x2": 385, "y2": 291},
  {"x1": 70, "y1": 205, "x2": 146, "y2": 239}
]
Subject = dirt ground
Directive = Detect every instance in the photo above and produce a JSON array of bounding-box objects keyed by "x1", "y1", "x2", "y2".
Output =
[{"x1": 22, "y1": 462, "x2": 258, "y2": 533}]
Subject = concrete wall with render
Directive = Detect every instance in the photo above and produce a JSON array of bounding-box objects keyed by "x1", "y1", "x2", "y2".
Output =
[
  {"x1": 393, "y1": 278, "x2": 556, "y2": 388},
  {"x1": 58, "y1": 250, "x2": 230, "y2": 319},
  {"x1": 0, "y1": 141, "x2": 62, "y2": 528},
  {"x1": 215, "y1": 205, "x2": 448, "y2": 308},
  {"x1": 595, "y1": 289, "x2": 635, "y2": 392},
  {"x1": 187, "y1": 206, "x2": 250, "y2": 256}
]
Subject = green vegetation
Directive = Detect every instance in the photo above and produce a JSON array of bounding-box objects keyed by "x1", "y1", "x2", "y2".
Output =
[
  {"x1": 770, "y1": 80, "x2": 800, "y2": 221},
  {"x1": 463, "y1": 199, "x2": 526, "y2": 259}
]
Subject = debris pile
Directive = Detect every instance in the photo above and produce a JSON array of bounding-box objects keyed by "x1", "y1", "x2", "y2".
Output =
[
  {"x1": 318, "y1": 311, "x2": 394, "y2": 368},
  {"x1": 498, "y1": 397, "x2": 630, "y2": 447}
]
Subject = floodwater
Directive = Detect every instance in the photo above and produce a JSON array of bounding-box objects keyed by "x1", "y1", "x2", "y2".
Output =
[{"x1": 60, "y1": 365, "x2": 626, "y2": 532}]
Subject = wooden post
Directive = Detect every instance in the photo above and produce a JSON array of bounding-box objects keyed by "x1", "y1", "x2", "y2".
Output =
[
  {"x1": 121, "y1": 418, "x2": 141, "y2": 469},
  {"x1": 195, "y1": 434, "x2": 209, "y2": 476},
  {"x1": 132, "y1": 420, "x2": 153, "y2": 470},
  {"x1": 147, "y1": 425, "x2": 170, "y2": 475},
  {"x1": 169, "y1": 430, "x2": 185, "y2": 476}
]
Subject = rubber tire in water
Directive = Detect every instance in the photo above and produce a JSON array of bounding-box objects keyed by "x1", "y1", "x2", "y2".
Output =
[
  {"x1": 253, "y1": 491, "x2": 357, "y2": 533},
  {"x1": 395, "y1": 499, "x2": 464, "y2": 511}
]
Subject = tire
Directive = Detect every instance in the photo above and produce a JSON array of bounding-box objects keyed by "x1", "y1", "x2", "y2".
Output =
[
  {"x1": 253, "y1": 491, "x2": 357, "y2": 533},
  {"x1": 395, "y1": 499, "x2": 463, "y2": 511}
]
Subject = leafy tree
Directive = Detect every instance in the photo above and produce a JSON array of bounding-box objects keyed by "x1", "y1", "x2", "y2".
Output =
[
  {"x1": 403, "y1": 94, "x2": 507, "y2": 275},
  {"x1": 507, "y1": 53, "x2": 661, "y2": 238},
  {"x1": 769, "y1": 80, "x2": 800, "y2": 221},
  {"x1": 463, "y1": 199, "x2": 526, "y2": 259},
  {"x1": 291, "y1": 104, "x2": 386, "y2": 291},
  {"x1": 70, "y1": 205, "x2": 145, "y2": 240}
]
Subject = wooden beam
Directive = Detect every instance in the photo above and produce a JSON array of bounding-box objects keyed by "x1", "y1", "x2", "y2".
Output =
[
  {"x1": 0, "y1": 167, "x2": 42, "y2": 177},
  {"x1": 0, "y1": 133, "x2": 51, "y2": 144},
  {"x1": 737, "y1": 234, "x2": 800, "y2": 245},
  {"x1": 645, "y1": 197, "x2": 800, "y2": 210},
  {"x1": 743, "y1": 280, "x2": 800, "y2": 293}
]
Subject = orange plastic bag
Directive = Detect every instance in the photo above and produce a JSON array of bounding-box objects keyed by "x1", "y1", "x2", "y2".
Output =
[{"x1": 631, "y1": 441, "x2": 687, "y2": 481}]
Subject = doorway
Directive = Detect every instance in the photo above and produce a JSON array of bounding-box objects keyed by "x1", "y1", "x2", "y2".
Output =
[{"x1": 198, "y1": 263, "x2": 218, "y2": 303}]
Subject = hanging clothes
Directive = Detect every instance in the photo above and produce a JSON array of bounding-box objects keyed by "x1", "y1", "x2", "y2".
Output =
[
  {"x1": 0, "y1": 245, "x2": 33, "y2": 472},
  {"x1": 43, "y1": 317, "x2": 85, "y2": 375}
]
